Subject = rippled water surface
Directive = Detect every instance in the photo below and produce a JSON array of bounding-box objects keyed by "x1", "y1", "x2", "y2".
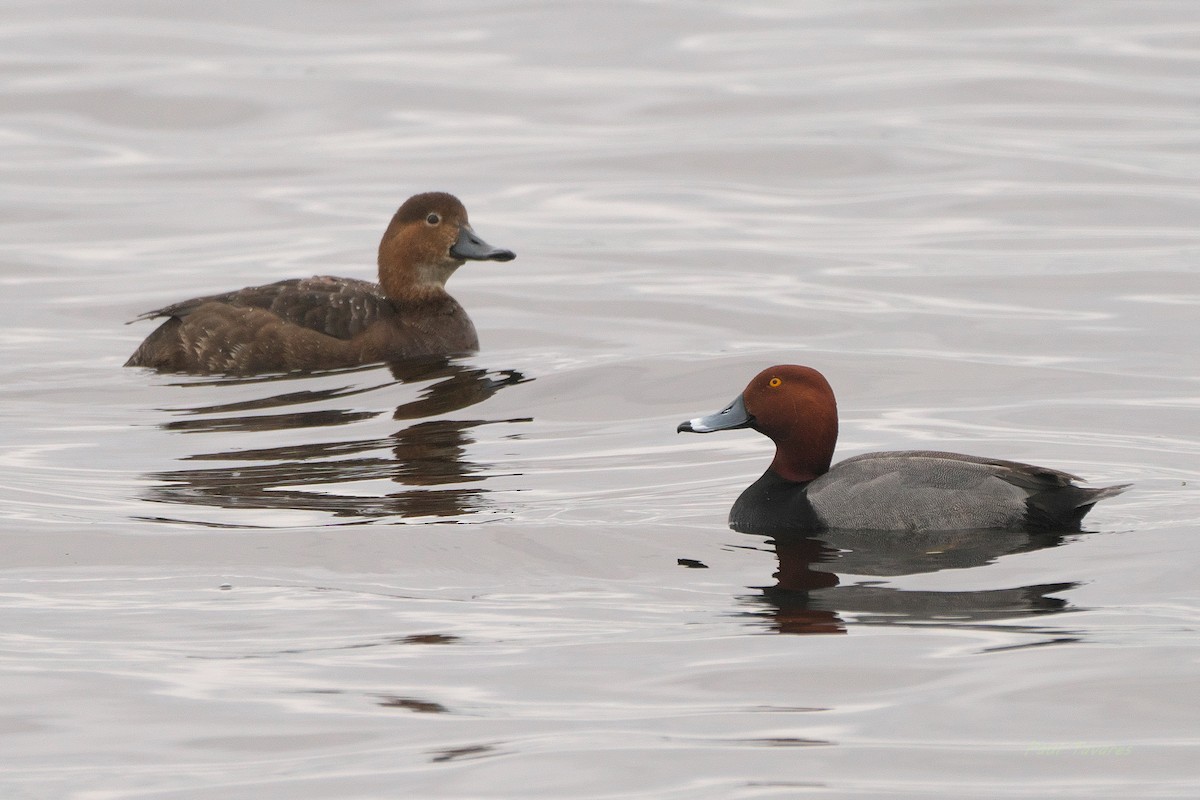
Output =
[{"x1": 2, "y1": 2, "x2": 1199, "y2": 797}]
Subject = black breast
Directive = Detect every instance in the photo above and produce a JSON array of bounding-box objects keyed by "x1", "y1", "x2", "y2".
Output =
[{"x1": 729, "y1": 470, "x2": 822, "y2": 533}]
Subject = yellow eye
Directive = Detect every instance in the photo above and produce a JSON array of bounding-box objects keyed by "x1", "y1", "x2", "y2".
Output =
[{"x1": 768, "y1": 377, "x2": 782, "y2": 388}]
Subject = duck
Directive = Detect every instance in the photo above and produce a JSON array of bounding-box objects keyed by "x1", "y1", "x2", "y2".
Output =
[
  {"x1": 678, "y1": 364, "x2": 1129, "y2": 533},
  {"x1": 124, "y1": 192, "x2": 515, "y2": 375}
]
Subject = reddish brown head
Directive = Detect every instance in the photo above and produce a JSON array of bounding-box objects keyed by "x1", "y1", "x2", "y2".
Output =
[
  {"x1": 377, "y1": 192, "x2": 514, "y2": 301},
  {"x1": 678, "y1": 364, "x2": 839, "y2": 483}
]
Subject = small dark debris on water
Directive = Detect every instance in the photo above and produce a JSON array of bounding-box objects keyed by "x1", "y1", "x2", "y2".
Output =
[
  {"x1": 395, "y1": 633, "x2": 460, "y2": 645},
  {"x1": 677, "y1": 558, "x2": 709, "y2": 569},
  {"x1": 430, "y1": 743, "x2": 499, "y2": 763},
  {"x1": 376, "y1": 695, "x2": 448, "y2": 713}
]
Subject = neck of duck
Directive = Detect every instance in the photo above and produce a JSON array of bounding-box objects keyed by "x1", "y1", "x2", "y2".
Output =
[
  {"x1": 378, "y1": 253, "x2": 460, "y2": 304},
  {"x1": 766, "y1": 419, "x2": 836, "y2": 484}
]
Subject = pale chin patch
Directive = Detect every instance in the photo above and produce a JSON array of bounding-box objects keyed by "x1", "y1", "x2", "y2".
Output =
[{"x1": 416, "y1": 262, "x2": 461, "y2": 287}]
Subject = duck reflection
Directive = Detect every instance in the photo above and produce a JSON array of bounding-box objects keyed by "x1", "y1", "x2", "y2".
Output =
[
  {"x1": 141, "y1": 357, "x2": 529, "y2": 521},
  {"x1": 739, "y1": 528, "x2": 1078, "y2": 635}
]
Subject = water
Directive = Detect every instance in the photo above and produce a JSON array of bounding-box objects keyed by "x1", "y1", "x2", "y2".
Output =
[{"x1": 2, "y1": 1, "x2": 1198, "y2": 797}]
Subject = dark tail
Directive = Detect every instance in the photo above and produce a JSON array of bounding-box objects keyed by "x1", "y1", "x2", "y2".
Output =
[{"x1": 1026, "y1": 482, "x2": 1131, "y2": 530}]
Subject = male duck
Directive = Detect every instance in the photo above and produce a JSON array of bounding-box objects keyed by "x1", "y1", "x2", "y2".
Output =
[
  {"x1": 678, "y1": 364, "x2": 1128, "y2": 532},
  {"x1": 125, "y1": 192, "x2": 514, "y2": 375}
]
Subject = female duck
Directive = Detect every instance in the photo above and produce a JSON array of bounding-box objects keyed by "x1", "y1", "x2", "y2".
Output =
[
  {"x1": 125, "y1": 192, "x2": 514, "y2": 375},
  {"x1": 678, "y1": 365, "x2": 1128, "y2": 532}
]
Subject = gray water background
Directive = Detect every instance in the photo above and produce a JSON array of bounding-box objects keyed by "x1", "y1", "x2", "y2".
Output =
[{"x1": 1, "y1": 1, "x2": 1198, "y2": 797}]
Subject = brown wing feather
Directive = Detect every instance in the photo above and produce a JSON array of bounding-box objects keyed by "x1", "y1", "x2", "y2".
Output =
[{"x1": 130, "y1": 277, "x2": 395, "y2": 341}]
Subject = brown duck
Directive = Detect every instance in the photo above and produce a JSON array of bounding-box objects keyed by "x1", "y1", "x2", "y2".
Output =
[{"x1": 125, "y1": 192, "x2": 515, "y2": 375}]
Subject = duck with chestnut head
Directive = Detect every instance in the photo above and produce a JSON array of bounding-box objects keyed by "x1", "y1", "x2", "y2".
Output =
[{"x1": 679, "y1": 365, "x2": 1128, "y2": 533}]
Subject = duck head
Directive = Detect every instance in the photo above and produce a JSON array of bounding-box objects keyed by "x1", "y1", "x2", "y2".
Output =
[
  {"x1": 377, "y1": 192, "x2": 515, "y2": 300},
  {"x1": 678, "y1": 364, "x2": 839, "y2": 483}
]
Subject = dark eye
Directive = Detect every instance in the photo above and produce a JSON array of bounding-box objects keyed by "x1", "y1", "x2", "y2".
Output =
[{"x1": 425, "y1": 213, "x2": 441, "y2": 225}]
